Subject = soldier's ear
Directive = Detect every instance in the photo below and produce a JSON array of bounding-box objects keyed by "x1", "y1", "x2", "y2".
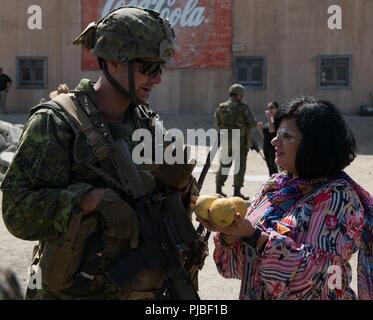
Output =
[{"x1": 106, "y1": 60, "x2": 121, "y2": 74}]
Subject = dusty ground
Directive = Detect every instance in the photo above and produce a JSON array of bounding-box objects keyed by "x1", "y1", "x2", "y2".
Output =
[{"x1": 0, "y1": 112, "x2": 372, "y2": 299}]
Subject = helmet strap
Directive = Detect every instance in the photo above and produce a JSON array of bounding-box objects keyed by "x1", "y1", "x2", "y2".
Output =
[
  {"x1": 101, "y1": 60, "x2": 143, "y2": 105},
  {"x1": 128, "y1": 62, "x2": 137, "y2": 101}
]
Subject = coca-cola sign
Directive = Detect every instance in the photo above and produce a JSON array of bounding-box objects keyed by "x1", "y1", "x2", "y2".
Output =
[
  {"x1": 80, "y1": 0, "x2": 232, "y2": 70},
  {"x1": 102, "y1": 0, "x2": 206, "y2": 28}
]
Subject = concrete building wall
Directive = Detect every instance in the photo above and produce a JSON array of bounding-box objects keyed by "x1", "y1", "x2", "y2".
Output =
[
  {"x1": 233, "y1": 0, "x2": 373, "y2": 114},
  {"x1": 1, "y1": 0, "x2": 373, "y2": 114},
  {"x1": 0, "y1": 0, "x2": 85, "y2": 112}
]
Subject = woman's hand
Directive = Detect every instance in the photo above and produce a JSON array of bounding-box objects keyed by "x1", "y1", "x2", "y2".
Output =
[
  {"x1": 196, "y1": 211, "x2": 256, "y2": 238},
  {"x1": 217, "y1": 213, "x2": 256, "y2": 238},
  {"x1": 196, "y1": 215, "x2": 219, "y2": 232}
]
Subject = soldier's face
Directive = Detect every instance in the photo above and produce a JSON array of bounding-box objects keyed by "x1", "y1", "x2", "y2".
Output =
[{"x1": 114, "y1": 60, "x2": 163, "y2": 103}]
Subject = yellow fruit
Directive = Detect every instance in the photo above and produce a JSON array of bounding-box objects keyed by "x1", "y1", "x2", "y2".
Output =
[
  {"x1": 195, "y1": 195, "x2": 218, "y2": 220},
  {"x1": 229, "y1": 197, "x2": 248, "y2": 218},
  {"x1": 209, "y1": 198, "x2": 236, "y2": 227}
]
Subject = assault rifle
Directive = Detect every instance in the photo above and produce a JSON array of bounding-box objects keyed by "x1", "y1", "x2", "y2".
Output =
[
  {"x1": 183, "y1": 134, "x2": 221, "y2": 277},
  {"x1": 105, "y1": 139, "x2": 200, "y2": 300},
  {"x1": 74, "y1": 137, "x2": 221, "y2": 298}
]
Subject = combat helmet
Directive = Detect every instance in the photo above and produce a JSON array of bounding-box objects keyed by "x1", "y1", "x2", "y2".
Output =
[
  {"x1": 73, "y1": 6, "x2": 176, "y2": 104},
  {"x1": 229, "y1": 84, "x2": 245, "y2": 97}
]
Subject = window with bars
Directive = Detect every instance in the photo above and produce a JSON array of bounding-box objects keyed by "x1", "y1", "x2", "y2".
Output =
[
  {"x1": 235, "y1": 56, "x2": 266, "y2": 89},
  {"x1": 17, "y1": 57, "x2": 47, "y2": 89},
  {"x1": 318, "y1": 55, "x2": 351, "y2": 88}
]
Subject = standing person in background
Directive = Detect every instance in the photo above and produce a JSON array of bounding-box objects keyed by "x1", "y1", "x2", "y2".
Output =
[
  {"x1": 257, "y1": 102, "x2": 279, "y2": 176},
  {"x1": 199, "y1": 96, "x2": 373, "y2": 300},
  {"x1": 215, "y1": 84, "x2": 257, "y2": 199},
  {"x1": 0, "y1": 68, "x2": 13, "y2": 114}
]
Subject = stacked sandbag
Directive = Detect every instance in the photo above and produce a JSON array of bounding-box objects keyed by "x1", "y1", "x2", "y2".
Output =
[{"x1": 0, "y1": 120, "x2": 23, "y2": 181}]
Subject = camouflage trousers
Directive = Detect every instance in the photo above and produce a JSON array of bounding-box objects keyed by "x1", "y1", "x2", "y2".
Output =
[{"x1": 216, "y1": 140, "x2": 248, "y2": 188}]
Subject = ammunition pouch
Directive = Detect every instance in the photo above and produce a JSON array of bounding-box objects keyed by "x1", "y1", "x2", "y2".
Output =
[{"x1": 38, "y1": 209, "x2": 99, "y2": 292}]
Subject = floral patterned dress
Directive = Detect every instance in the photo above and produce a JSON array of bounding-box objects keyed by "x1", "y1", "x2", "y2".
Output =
[{"x1": 213, "y1": 173, "x2": 367, "y2": 300}]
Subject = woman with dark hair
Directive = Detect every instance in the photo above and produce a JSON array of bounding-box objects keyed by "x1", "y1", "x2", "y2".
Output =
[
  {"x1": 198, "y1": 96, "x2": 373, "y2": 299},
  {"x1": 257, "y1": 101, "x2": 279, "y2": 175}
]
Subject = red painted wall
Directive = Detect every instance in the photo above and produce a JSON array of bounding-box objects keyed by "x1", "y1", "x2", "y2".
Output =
[{"x1": 80, "y1": 0, "x2": 232, "y2": 70}]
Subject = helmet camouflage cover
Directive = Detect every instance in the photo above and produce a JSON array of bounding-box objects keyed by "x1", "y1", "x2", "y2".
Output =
[
  {"x1": 74, "y1": 6, "x2": 176, "y2": 63},
  {"x1": 229, "y1": 84, "x2": 245, "y2": 96}
]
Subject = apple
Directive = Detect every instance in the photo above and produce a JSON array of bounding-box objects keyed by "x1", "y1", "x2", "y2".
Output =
[
  {"x1": 209, "y1": 198, "x2": 236, "y2": 227},
  {"x1": 195, "y1": 195, "x2": 218, "y2": 220},
  {"x1": 229, "y1": 197, "x2": 248, "y2": 218}
]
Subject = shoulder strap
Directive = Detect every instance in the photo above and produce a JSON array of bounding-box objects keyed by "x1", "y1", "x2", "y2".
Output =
[{"x1": 52, "y1": 93, "x2": 109, "y2": 160}]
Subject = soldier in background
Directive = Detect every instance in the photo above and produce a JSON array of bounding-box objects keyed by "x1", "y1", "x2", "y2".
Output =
[
  {"x1": 215, "y1": 84, "x2": 257, "y2": 199},
  {"x1": 1, "y1": 7, "x2": 202, "y2": 300},
  {"x1": 0, "y1": 68, "x2": 12, "y2": 114},
  {"x1": 0, "y1": 267, "x2": 23, "y2": 300}
]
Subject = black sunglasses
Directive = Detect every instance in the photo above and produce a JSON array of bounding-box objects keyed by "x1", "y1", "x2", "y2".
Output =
[{"x1": 131, "y1": 59, "x2": 165, "y2": 78}]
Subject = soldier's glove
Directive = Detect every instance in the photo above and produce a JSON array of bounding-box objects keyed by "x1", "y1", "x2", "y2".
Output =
[
  {"x1": 154, "y1": 162, "x2": 195, "y2": 191},
  {"x1": 96, "y1": 189, "x2": 139, "y2": 249},
  {"x1": 153, "y1": 146, "x2": 196, "y2": 191}
]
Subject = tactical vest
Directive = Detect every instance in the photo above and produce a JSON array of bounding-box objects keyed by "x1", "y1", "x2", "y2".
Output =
[
  {"x1": 218, "y1": 100, "x2": 247, "y2": 130},
  {"x1": 29, "y1": 91, "x2": 166, "y2": 298}
]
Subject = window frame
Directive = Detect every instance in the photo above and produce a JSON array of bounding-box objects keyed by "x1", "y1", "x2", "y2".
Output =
[
  {"x1": 317, "y1": 55, "x2": 352, "y2": 90},
  {"x1": 16, "y1": 57, "x2": 48, "y2": 89},
  {"x1": 234, "y1": 56, "x2": 266, "y2": 90}
]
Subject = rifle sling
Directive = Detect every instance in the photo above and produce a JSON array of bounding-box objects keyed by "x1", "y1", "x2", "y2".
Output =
[{"x1": 53, "y1": 93, "x2": 110, "y2": 160}]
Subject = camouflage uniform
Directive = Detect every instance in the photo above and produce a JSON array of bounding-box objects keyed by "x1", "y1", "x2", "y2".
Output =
[
  {"x1": 0, "y1": 267, "x2": 23, "y2": 300},
  {"x1": 0, "y1": 7, "x2": 200, "y2": 300},
  {"x1": 215, "y1": 84, "x2": 256, "y2": 197}
]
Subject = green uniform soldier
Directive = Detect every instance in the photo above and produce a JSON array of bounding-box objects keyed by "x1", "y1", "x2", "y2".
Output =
[
  {"x1": 215, "y1": 84, "x2": 257, "y2": 199},
  {"x1": 0, "y1": 267, "x2": 23, "y2": 300},
  {"x1": 1, "y1": 7, "x2": 205, "y2": 300}
]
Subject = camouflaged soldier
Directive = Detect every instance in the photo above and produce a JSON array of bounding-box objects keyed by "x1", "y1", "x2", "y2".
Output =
[
  {"x1": 215, "y1": 84, "x2": 257, "y2": 199},
  {"x1": 0, "y1": 7, "x2": 203, "y2": 300},
  {"x1": 0, "y1": 267, "x2": 23, "y2": 300}
]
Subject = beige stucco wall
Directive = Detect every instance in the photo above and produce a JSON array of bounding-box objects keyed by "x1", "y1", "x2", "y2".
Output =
[
  {"x1": 0, "y1": 0, "x2": 79, "y2": 112},
  {"x1": 0, "y1": 0, "x2": 233, "y2": 114},
  {"x1": 233, "y1": 0, "x2": 373, "y2": 114},
  {"x1": 1, "y1": 0, "x2": 373, "y2": 114}
]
